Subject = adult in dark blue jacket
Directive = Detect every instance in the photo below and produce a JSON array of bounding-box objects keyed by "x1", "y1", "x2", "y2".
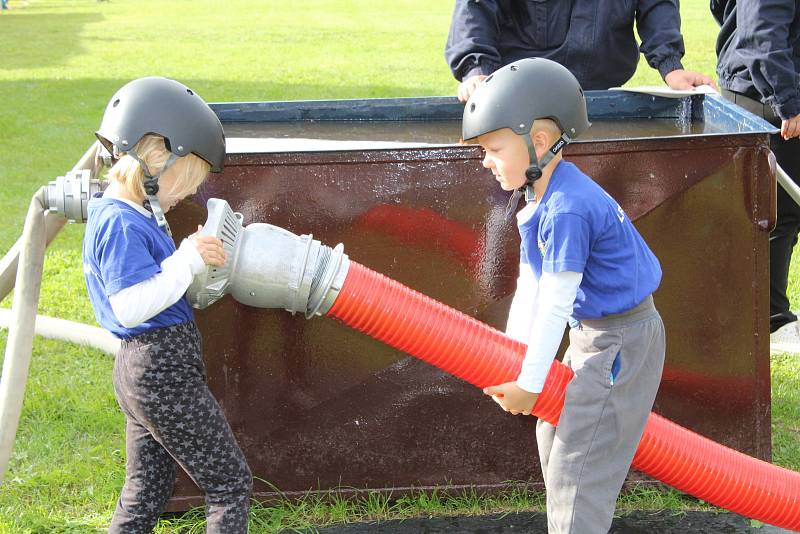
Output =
[
  {"x1": 713, "y1": 0, "x2": 800, "y2": 344},
  {"x1": 445, "y1": 0, "x2": 715, "y2": 102}
]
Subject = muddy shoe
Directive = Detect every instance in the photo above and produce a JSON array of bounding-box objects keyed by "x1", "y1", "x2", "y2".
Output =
[{"x1": 770, "y1": 320, "x2": 800, "y2": 354}]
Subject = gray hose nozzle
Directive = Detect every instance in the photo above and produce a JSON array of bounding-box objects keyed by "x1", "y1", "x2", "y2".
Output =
[{"x1": 187, "y1": 198, "x2": 350, "y2": 318}]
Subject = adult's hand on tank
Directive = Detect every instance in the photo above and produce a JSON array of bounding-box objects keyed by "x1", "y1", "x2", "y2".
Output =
[
  {"x1": 664, "y1": 69, "x2": 718, "y2": 91},
  {"x1": 483, "y1": 381, "x2": 538, "y2": 416},
  {"x1": 189, "y1": 225, "x2": 227, "y2": 266},
  {"x1": 458, "y1": 74, "x2": 488, "y2": 103},
  {"x1": 781, "y1": 114, "x2": 800, "y2": 140}
]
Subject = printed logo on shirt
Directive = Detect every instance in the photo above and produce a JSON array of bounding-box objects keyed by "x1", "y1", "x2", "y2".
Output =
[
  {"x1": 617, "y1": 205, "x2": 626, "y2": 223},
  {"x1": 538, "y1": 239, "x2": 546, "y2": 257},
  {"x1": 603, "y1": 191, "x2": 627, "y2": 223}
]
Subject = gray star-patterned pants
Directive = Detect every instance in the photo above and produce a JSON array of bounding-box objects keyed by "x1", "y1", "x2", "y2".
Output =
[{"x1": 109, "y1": 321, "x2": 252, "y2": 533}]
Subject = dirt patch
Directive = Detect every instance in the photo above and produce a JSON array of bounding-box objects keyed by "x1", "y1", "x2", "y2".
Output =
[{"x1": 312, "y1": 511, "x2": 793, "y2": 533}]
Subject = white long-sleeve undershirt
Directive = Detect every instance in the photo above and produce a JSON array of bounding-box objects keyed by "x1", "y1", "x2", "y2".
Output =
[
  {"x1": 505, "y1": 262, "x2": 539, "y2": 343},
  {"x1": 108, "y1": 238, "x2": 205, "y2": 328},
  {"x1": 506, "y1": 266, "x2": 583, "y2": 394}
]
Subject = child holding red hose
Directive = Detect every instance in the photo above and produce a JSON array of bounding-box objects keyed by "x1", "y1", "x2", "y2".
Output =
[{"x1": 464, "y1": 58, "x2": 666, "y2": 534}]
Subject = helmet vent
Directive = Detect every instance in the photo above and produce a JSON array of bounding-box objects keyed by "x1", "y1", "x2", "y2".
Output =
[
  {"x1": 186, "y1": 89, "x2": 194, "y2": 96},
  {"x1": 485, "y1": 74, "x2": 493, "y2": 83},
  {"x1": 470, "y1": 102, "x2": 476, "y2": 112},
  {"x1": 112, "y1": 99, "x2": 120, "y2": 108},
  {"x1": 510, "y1": 65, "x2": 518, "y2": 71}
]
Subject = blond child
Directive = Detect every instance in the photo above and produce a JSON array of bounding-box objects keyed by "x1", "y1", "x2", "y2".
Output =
[{"x1": 83, "y1": 77, "x2": 252, "y2": 532}]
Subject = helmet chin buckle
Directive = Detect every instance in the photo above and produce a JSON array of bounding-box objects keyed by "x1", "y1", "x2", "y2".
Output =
[
  {"x1": 525, "y1": 165, "x2": 542, "y2": 183},
  {"x1": 144, "y1": 180, "x2": 159, "y2": 196},
  {"x1": 523, "y1": 184, "x2": 536, "y2": 203},
  {"x1": 523, "y1": 166, "x2": 540, "y2": 203}
]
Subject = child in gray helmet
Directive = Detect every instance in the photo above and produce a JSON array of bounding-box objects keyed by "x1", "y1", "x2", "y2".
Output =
[
  {"x1": 465, "y1": 58, "x2": 666, "y2": 534},
  {"x1": 83, "y1": 77, "x2": 252, "y2": 532}
]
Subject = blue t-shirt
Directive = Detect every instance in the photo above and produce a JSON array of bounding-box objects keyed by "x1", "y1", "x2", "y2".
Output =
[
  {"x1": 518, "y1": 161, "x2": 662, "y2": 320},
  {"x1": 82, "y1": 195, "x2": 194, "y2": 339}
]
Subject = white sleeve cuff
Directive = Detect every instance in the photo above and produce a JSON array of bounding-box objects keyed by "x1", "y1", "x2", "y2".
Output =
[{"x1": 176, "y1": 238, "x2": 206, "y2": 275}]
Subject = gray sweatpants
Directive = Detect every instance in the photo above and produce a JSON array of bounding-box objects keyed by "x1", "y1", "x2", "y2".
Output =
[
  {"x1": 110, "y1": 321, "x2": 252, "y2": 533},
  {"x1": 536, "y1": 295, "x2": 665, "y2": 534}
]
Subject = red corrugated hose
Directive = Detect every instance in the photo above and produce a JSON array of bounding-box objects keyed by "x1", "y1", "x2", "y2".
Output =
[{"x1": 326, "y1": 261, "x2": 800, "y2": 530}]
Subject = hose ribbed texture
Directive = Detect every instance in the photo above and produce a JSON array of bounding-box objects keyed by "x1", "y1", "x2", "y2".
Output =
[{"x1": 327, "y1": 261, "x2": 800, "y2": 530}]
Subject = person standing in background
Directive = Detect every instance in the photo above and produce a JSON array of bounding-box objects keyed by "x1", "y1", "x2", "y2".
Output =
[
  {"x1": 713, "y1": 0, "x2": 800, "y2": 349},
  {"x1": 445, "y1": 0, "x2": 715, "y2": 102}
]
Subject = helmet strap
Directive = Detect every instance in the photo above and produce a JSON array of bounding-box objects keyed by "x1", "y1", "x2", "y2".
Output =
[
  {"x1": 129, "y1": 150, "x2": 179, "y2": 236},
  {"x1": 143, "y1": 196, "x2": 172, "y2": 237},
  {"x1": 504, "y1": 132, "x2": 572, "y2": 222}
]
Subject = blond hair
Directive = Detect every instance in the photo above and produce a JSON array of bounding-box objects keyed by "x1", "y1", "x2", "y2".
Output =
[
  {"x1": 531, "y1": 118, "x2": 563, "y2": 143},
  {"x1": 107, "y1": 134, "x2": 210, "y2": 199}
]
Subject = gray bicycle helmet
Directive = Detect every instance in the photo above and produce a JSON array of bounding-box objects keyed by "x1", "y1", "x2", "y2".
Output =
[
  {"x1": 462, "y1": 58, "x2": 590, "y2": 142},
  {"x1": 96, "y1": 76, "x2": 225, "y2": 172},
  {"x1": 462, "y1": 58, "x2": 590, "y2": 218},
  {"x1": 96, "y1": 77, "x2": 225, "y2": 234}
]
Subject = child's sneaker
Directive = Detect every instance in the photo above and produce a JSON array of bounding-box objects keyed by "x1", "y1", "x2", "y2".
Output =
[{"x1": 770, "y1": 320, "x2": 800, "y2": 354}]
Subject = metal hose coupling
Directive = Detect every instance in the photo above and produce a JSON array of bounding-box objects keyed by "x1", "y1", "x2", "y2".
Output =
[
  {"x1": 187, "y1": 198, "x2": 350, "y2": 318},
  {"x1": 44, "y1": 169, "x2": 103, "y2": 223}
]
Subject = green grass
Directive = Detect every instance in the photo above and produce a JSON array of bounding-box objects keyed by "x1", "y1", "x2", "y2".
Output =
[
  {"x1": 0, "y1": 0, "x2": 797, "y2": 532},
  {"x1": 0, "y1": 333, "x2": 122, "y2": 533},
  {"x1": 157, "y1": 483, "x2": 703, "y2": 533},
  {"x1": 150, "y1": 484, "x2": 546, "y2": 533},
  {"x1": 772, "y1": 353, "x2": 800, "y2": 471},
  {"x1": 146, "y1": 482, "x2": 708, "y2": 533}
]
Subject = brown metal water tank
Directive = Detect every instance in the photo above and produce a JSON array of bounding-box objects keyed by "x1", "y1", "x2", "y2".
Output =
[{"x1": 165, "y1": 93, "x2": 777, "y2": 509}]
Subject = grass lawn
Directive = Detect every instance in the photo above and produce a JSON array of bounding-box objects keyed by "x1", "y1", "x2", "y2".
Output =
[{"x1": 1, "y1": 0, "x2": 798, "y2": 532}]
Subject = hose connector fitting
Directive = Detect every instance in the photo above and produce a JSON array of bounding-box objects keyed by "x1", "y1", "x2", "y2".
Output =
[
  {"x1": 187, "y1": 198, "x2": 349, "y2": 318},
  {"x1": 44, "y1": 169, "x2": 102, "y2": 223}
]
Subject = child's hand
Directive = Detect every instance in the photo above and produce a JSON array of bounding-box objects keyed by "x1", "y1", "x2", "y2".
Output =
[
  {"x1": 483, "y1": 381, "x2": 538, "y2": 416},
  {"x1": 189, "y1": 225, "x2": 227, "y2": 267}
]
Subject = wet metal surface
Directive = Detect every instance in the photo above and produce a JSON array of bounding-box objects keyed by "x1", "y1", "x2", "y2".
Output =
[
  {"x1": 165, "y1": 94, "x2": 776, "y2": 510},
  {"x1": 222, "y1": 118, "x2": 727, "y2": 151}
]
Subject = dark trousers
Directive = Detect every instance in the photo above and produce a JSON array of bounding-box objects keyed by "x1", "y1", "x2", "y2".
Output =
[
  {"x1": 110, "y1": 321, "x2": 252, "y2": 533},
  {"x1": 722, "y1": 89, "x2": 800, "y2": 332}
]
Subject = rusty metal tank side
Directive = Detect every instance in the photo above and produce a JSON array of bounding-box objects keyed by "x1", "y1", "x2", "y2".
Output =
[{"x1": 163, "y1": 93, "x2": 777, "y2": 509}]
